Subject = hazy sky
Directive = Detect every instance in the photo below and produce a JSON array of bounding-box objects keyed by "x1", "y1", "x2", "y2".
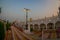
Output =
[{"x1": 0, "y1": 0, "x2": 59, "y2": 22}]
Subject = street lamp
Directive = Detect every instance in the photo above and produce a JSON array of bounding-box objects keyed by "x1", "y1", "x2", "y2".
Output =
[{"x1": 24, "y1": 8, "x2": 30, "y2": 30}]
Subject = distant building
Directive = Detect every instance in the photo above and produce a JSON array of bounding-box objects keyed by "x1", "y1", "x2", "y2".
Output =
[{"x1": 21, "y1": 7, "x2": 60, "y2": 33}]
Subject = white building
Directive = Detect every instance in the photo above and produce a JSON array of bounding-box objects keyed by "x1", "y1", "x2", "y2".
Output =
[{"x1": 21, "y1": 7, "x2": 60, "y2": 33}]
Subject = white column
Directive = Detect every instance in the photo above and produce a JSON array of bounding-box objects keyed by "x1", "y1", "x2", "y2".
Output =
[
  {"x1": 38, "y1": 24, "x2": 40, "y2": 30},
  {"x1": 54, "y1": 23, "x2": 55, "y2": 30},
  {"x1": 33, "y1": 24, "x2": 34, "y2": 30},
  {"x1": 39, "y1": 27, "x2": 41, "y2": 30},
  {"x1": 46, "y1": 24, "x2": 47, "y2": 30},
  {"x1": 28, "y1": 23, "x2": 31, "y2": 33},
  {"x1": 54, "y1": 20, "x2": 55, "y2": 30},
  {"x1": 24, "y1": 23, "x2": 31, "y2": 34}
]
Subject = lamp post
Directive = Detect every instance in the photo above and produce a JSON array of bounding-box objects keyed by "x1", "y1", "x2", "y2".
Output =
[{"x1": 24, "y1": 8, "x2": 30, "y2": 30}]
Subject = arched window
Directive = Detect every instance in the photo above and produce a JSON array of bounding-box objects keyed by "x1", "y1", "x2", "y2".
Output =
[
  {"x1": 47, "y1": 23, "x2": 54, "y2": 29},
  {"x1": 40, "y1": 23, "x2": 46, "y2": 30},
  {"x1": 30, "y1": 24, "x2": 33, "y2": 32},
  {"x1": 34, "y1": 24, "x2": 38, "y2": 31},
  {"x1": 55, "y1": 21, "x2": 60, "y2": 38},
  {"x1": 55, "y1": 21, "x2": 60, "y2": 29}
]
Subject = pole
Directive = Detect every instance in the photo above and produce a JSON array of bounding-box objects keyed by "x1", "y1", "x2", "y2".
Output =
[
  {"x1": 42, "y1": 27, "x2": 44, "y2": 40},
  {"x1": 26, "y1": 11, "x2": 28, "y2": 30},
  {"x1": 24, "y1": 8, "x2": 30, "y2": 30},
  {"x1": 42, "y1": 29, "x2": 43, "y2": 40}
]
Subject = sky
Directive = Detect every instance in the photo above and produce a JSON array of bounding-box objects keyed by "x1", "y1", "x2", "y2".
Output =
[{"x1": 0, "y1": 0, "x2": 59, "y2": 22}]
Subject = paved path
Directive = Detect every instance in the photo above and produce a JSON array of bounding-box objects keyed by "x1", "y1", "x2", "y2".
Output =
[
  {"x1": 11, "y1": 26, "x2": 35, "y2": 40},
  {"x1": 4, "y1": 30, "x2": 13, "y2": 40}
]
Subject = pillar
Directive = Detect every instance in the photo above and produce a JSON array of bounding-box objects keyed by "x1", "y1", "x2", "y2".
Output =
[
  {"x1": 38, "y1": 24, "x2": 40, "y2": 30},
  {"x1": 54, "y1": 23, "x2": 55, "y2": 30},
  {"x1": 33, "y1": 24, "x2": 34, "y2": 30},
  {"x1": 46, "y1": 24, "x2": 47, "y2": 30},
  {"x1": 28, "y1": 23, "x2": 30, "y2": 33}
]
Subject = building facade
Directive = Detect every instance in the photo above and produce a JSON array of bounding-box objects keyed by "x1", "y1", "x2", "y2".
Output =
[{"x1": 22, "y1": 7, "x2": 60, "y2": 33}]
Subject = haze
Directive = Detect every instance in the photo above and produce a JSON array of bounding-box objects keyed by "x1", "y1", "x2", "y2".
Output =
[{"x1": 0, "y1": 0, "x2": 59, "y2": 22}]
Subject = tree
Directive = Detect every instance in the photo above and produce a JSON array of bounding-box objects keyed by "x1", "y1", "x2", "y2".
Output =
[
  {"x1": 0, "y1": 21, "x2": 5, "y2": 40},
  {"x1": 6, "y1": 21, "x2": 11, "y2": 30}
]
